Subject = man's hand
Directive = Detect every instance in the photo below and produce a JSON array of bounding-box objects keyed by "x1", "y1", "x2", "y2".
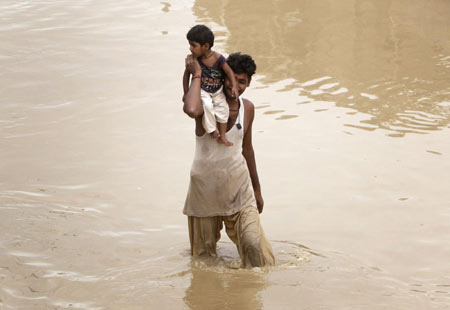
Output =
[
  {"x1": 255, "y1": 189, "x2": 264, "y2": 213},
  {"x1": 185, "y1": 54, "x2": 202, "y2": 76}
]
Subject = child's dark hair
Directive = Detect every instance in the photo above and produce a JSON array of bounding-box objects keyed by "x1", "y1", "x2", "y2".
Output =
[
  {"x1": 186, "y1": 25, "x2": 214, "y2": 48},
  {"x1": 226, "y1": 53, "x2": 257, "y2": 79}
]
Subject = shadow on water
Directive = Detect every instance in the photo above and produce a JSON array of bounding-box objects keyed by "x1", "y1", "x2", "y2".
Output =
[{"x1": 192, "y1": 0, "x2": 450, "y2": 136}]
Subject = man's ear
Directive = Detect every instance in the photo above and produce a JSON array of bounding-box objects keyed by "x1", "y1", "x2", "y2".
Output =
[{"x1": 202, "y1": 43, "x2": 210, "y2": 50}]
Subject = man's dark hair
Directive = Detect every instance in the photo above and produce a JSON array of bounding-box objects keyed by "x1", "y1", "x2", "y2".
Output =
[
  {"x1": 186, "y1": 25, "x2": 214, "y2": 48},
  {"x1": 227, "y1": 53, "x2": 257, "y2": 80}
]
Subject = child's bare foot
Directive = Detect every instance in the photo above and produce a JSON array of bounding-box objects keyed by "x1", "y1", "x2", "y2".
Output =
[
  {"x1": 217, "y1": 135, "x2": 233, "y2": 147},
  {"x1": 210, "y1": 130, "x2": 219, "y2": 139}
]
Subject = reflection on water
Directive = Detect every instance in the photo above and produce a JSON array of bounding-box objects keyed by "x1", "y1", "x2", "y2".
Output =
[
  {"x1": 193, "y1": 0, "x2": 450, "y2": 136},
  {"x1": 182, "y1": 241, "x2": 314, "y2": 310},
  {"x1": 184, "y1": 263, "x2": 265, "y2": 310}
]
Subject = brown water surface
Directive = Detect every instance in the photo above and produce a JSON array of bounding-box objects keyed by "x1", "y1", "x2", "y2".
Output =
[{"x1": 1, "y1": 0, "x2": 449, "y2": 309}]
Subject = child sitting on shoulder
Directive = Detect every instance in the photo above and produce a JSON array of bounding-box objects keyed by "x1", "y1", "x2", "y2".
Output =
[{"x1": 183, "y1": 24, "x2": 239, "y2": 147}]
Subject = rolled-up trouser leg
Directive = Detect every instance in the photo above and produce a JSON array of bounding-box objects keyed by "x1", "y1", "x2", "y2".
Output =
[
  {"x1": 211, "y1": 88, "x2": 229, "y2": 124},
  {"x1": 223, "y1": 207, "x2": 275, "y2": 268},
  {"x1": 188, "y1": 216, "x2": 222, "y2": 257},
  {"x1": 200, "y1": 89, "x2": 217, "y2": 133}
]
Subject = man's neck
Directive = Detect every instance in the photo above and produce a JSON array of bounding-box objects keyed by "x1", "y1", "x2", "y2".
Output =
[{"x1": 227, "y1": 96, "x2": 240, "y2": 111}]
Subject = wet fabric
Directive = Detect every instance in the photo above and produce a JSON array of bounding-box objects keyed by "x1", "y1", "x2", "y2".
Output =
[
  {"x1": 188, "y1": 206, "x2": 275, "y2": 268},
  {"x1": 198, "y1": 54, "x2": 226, "y2": 93},
  {"x1": 200, "y1": 87, "x2": 228, "y2": 134},
  {"x1": 184, "y1": 97, "x2": 275, "y2": 267},
  {"x1": 183, "y1": 97, "x2": 256, "y2": 217}
]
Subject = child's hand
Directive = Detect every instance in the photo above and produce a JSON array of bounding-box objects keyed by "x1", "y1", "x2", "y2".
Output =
[{"x1": 231, "y1": 86, "x2": 239, "y2": 100}]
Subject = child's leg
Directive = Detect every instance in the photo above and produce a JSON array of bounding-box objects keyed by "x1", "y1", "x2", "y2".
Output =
[
  {"x1": 217, "y1": 122, "x2": 232, "y2": 146},
  {"x1": 213, "y1": 89, "x2": 232, "y2": 146},
  {"x1": 201, "y1": 90, "x2": 219, "y2": 137}
]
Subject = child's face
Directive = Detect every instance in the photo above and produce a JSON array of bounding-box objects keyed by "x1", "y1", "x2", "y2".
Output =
[{"x1": 189, "y1": 40, "x2": 208, "y2": 58}]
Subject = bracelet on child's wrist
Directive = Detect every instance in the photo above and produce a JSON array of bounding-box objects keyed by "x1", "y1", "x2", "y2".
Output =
[{"x1": 192, "y1": 75, "x2": 201, "y2": 79}]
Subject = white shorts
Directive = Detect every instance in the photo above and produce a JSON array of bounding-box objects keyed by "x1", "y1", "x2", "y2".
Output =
[{"x1": 201, "y1": 87, "x2": 229, "y2": 134}]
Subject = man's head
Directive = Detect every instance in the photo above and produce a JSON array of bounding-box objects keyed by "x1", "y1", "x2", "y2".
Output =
[
  {"x1": 224, "y1": 52, "x2": 257, "y2": 98},
  {"x1": 186, "y1": 25, "x2": 214, "y2": 57}
]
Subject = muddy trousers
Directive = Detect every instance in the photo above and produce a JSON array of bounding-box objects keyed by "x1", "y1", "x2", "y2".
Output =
[{"x1": 188, "y1": 206, "x2": 275, "y2": 268}]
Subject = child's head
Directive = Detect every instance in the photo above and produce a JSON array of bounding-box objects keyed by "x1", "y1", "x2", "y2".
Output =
[{"x1": 186, "y1": 25, "x2": 214, "y2": 57}]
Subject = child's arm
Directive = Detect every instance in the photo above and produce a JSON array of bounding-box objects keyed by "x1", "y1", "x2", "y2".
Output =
[{"x1": 221, "y1": 61, "x2": 239, "y2": 99}]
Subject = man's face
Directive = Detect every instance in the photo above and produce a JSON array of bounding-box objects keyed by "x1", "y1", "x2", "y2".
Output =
[{"x1": 224, "y1": 72, "x2": 250, "y2": 99}]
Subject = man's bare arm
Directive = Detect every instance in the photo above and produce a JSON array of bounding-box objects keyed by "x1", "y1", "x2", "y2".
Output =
[
  {"x1": 242, "y1": 100, "x2": 264, "y2": 213},
  {"x1": 183, "y1": 68, "x2": 190, "y2": 96},
  {"x1": 183, "y1": 55, "x2": 203, "y2": 119}
]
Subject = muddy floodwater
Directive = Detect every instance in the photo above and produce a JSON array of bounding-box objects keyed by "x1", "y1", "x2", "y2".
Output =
[{"x1": 1, "y1": 0, "x2": 450, "y2": 309}]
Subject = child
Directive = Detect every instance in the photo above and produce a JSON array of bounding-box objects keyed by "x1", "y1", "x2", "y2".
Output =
[{"x1": 183, "y1": 25, "x2": 239, "y2": 147}]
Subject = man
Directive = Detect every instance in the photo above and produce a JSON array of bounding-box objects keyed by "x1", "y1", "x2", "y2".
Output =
[{"x1": 182, "y1": 52, "x2": 275, "y2": 268}]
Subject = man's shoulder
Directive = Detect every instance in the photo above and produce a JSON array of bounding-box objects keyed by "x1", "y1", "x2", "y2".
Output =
[
  {"x1": 242, "y1": 98, "x2": 255, "y2": 111},
  {"x1": 242, "y1": 98, "x2": 255, "y2": 119}
]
